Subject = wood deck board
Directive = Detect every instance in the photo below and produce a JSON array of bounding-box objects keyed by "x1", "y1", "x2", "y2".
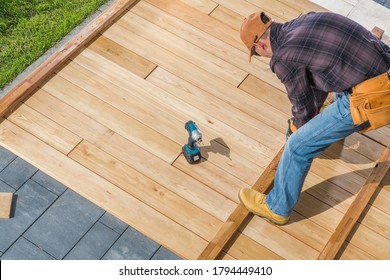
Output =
[
  {"x1": 6, "y1": 104, "x2": 82, "y2": 155},
  {"x1": 0, "y1": 0, "x2": 388, "y2": 259},
  {"x1": 87, "y1": 35, "x2": 157, "y2": 79},
  {"x1": 0, "y1": 193, "x2": 13, "y2": 219},
  {"x1": 95, "y1": 132, "x2": 238, "y2": 222},
  {"x1": 209, "y1": 5, "x2": 244, "y2": 31},
  {"x1": 24, "y1": 88, "x2": 113, "y2": 145},
  {"x1": 67, "y1": 50, "x2": 265, "y2": 184},
  {"x1": 69, "y1": 140, "x2": 224, "y2": 241},
  {"x1": 0, "y1": 119, "x2": 207, "y2": 259},
  {"x1": 134, "y1": 1, "x2": 285, "y2": 91},
  {"x1": 224, "y1": 232, "x2": 284, "y2": 260}
]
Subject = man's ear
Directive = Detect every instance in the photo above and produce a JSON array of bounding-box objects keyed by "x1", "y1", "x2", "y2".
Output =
[
  {"x1": 260, "y1": 12, "x2": 270, "y2": 24},
  {"x1": 256, "y1": 39, "x2": 267, "y2": 48}
]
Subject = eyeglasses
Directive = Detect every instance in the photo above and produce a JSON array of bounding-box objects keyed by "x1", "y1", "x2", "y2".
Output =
[{"x1": 251, "y1": 36, "x2": 260, "y2": 57}]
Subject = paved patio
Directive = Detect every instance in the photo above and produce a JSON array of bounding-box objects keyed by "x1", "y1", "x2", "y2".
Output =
[
  {"x1": 0, "y1": 146, "x2": 181, "y2": 260},
  {"x1": 0, "y1": 0, "x2": 389, "y2": 260}
]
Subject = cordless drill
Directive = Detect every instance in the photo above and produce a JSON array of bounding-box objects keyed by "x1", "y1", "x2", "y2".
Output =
[{"x1": 182, "y1": 120, "x2": 203, "y2": 164}]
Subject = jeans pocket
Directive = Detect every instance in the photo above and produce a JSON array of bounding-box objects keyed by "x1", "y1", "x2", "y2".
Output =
[{"x1": 336, "y1": 92, "x2": 351, "y2": 118}]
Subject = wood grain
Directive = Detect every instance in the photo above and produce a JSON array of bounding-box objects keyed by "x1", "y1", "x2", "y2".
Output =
[
  {"x1": 197, "y1": 146, "x2": 283, "y2": 259},
  {"x1": 318, "y1": 145, "x2": 390, "y2": 259},
  {"x1": 0, "y1": 193, "x2": 13, "y2": 219}
]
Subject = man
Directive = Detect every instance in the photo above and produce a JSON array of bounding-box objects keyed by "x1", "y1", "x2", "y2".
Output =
[{"x1": 239, "y1": 11, "x2": 390, "y2": 225}]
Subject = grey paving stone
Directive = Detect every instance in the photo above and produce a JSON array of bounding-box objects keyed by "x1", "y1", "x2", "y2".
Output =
[
  {"x1": 0, "y1": 179, "x2": 14, "y2": 193},
  {"x1": 23, "y1": 189, "x2": 104, "y2": 259},
  {"x1": 0, "y1": 146, "x2": 17, "y2": 172},
  {"x1": 374, "y1": 0, "x2": 386, "y2": 5},
  {"x1": 1, "y1": 237, "x2": 55, "y2": 260},
  {"x1": 102, "y1": 227, "x2": 160, "y2": 260},
  {"x1": 152, "y1": 246, "x2": 182, "y2": 260},
  {"x1": 0, "y1": 157, "x2": 38, "y2": 190},
  {"x1": 31, "y1": 170, "x2": 67, "y2": 196},
  {"x1": 0, "y1": 180, "x2": 57, "y2": 252},
  {"x1": 65, "y1": 222, "x2": 120, "y2": 260},
  {"x1": 99, "y1": 212, "x2": 128, "y2": 234}
]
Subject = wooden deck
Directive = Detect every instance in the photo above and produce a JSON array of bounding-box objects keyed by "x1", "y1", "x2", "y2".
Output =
[{"x1": 0, "y1": 0, "x2": 389, "y2": 259}]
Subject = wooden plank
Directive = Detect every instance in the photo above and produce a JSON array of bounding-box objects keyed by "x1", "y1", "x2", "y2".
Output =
[
  {"x1": 301, "y1": 172, "x2": 356, "y2": 214},
  {"x1": 87, "y1": 35, "x2": 156, "y2": 78},
  {"x1": 65, "y1": 52, "x2": 264, "y2": 183},
  {"x1": 343, "y1": 132, "x2": 386, "y2": 161},
  {"x1": 197, "y1": 147, "x2": 283, "y2": 259},
  {"x1": 336, "y1": 242, "x2": 377, "y2": 260},
  {"x1": 0, "y1": 119, "x2": 207, "y2": 259},
  {"x1": 276, "y1": 210, "x2": 332, "y2": 251},
  {"x1": 239, "y1": 0, "x2": 301, "y2": 20},
  {"x1": 173, "y1": 152, "x2": 251, "y2": 203},
  {"x1": 136, "y1": 1, "x2": 284, "y2": 89},
  {"x1": 68, "y1": 45, "x2": 271, "y2": 175},
  {"x1": 219, "y1": 252, "x2": 236, "y2": 260},
  {"x1": 233, "y1": 200, "x2": 334, "y2": 256},
  {"x1": 100, "y1": 25, "x2": 286, "y2": 156},
  {"x1": 24, "y1": 88, "x2": 112, "y2": 145},
  {"x1": 282, "y1": 0, "x2": 329, "y2": 13},
  {"x1": 147, "y1": 68, "x2": 286, "y2": 151},
  {"x1": 224, "y1": 232, "x2": 284, "y2": 260},
  {"x1": 318, "y1": 144, "x2": 390, "y2": 259},
  {"x1": 294, "y1": 192, "x2": 344, "y2": 231},
  {"x1": 239, "y1": 74, "x2": 291, "y2": 120},
  {"x1": 0, "y1": 0, "x2": 139, "y2": 119},
  {"x1": 95, "y1": 132, "x2": 237, "y2": 222},
  {"x1": 243, "y1": 215, "x2": 319, "y2": 259},
  {"x1": 27, "y1": 89, "x2": 238, "y2": 219},
  {"x1": 310, "y1": 155, "x2": 366, "y2": 195},
  {"x1": 41, "y1": 74, "x2": 181, "y2": 163},
  {"x1": 211, "y1": 0, "x2": 286, "y2": 22},
  {"x1": 180, "y1": 0, "x2": 218, "y2": 14},
  {"x1": 209, "y1": 5, "x2": 244, "y2": 31},
  {"x1": 0, "y1": 193, "x2": 13, "y2": 219},
  {"x1": 121, "y1": 11, "x2": 248, "y2": 87},
  {"x1": 347, "y1": 224, "x2": 390, "y2": 259},
  {"x1": 363, "y1": 126, "x2": 390, "y2": 147},
  {"x1": 359, "y1": 206, "x2": 390, "y2": 239},
  {"x1": 69, "y1": 140, "x2": 223, "y2": 240},
  {"x1": 7, "y1": 104, "x2": 82, "y2": 155},
  {"x1": 323, "y1": 140, "x2": 379, "y2": 179},
  {"x1": 59, "y1": 58, "x2": 190, "y2": 147},
  {"x1": 370, "y1": 171, "x2": 390, "y2": 214},
  {"x1": 144, "y1": 0, "x2": 245, "y2": 51}
]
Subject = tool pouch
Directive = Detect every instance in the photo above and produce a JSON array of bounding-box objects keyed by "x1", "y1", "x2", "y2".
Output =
[{"x1": 349, "y1": 69, "x2": 390, "y2": 133}]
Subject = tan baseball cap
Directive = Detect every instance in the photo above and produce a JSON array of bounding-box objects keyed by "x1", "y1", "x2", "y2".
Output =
[{"x1": 240, "y1": 12, "x2": 273, "y2": 62}]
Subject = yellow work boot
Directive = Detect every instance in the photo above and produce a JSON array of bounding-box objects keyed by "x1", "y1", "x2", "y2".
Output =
[{"x1": 239, "y1": 188, "x2": 290, "y2": 225}]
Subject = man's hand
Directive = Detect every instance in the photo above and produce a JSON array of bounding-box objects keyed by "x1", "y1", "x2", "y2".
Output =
[{"x1": 286, "y1": 118, "x2": 297, "y2": 140}]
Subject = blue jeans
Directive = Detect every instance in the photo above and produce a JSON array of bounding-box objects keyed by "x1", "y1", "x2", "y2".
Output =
[{"x1": 266, "y1": 92, "x2": 363, "y2": 217}]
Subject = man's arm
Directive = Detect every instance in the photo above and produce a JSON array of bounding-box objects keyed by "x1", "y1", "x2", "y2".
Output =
[{"x1": 274, "y1": 62, "x2": 328, "y2": 128}]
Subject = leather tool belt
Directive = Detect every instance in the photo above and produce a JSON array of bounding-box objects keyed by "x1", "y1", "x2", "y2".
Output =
[{"x1": 350, "y1": 69, "x2": 390, "y2": 132}]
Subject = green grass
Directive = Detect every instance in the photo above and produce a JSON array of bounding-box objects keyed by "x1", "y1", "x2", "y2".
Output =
[{"x1": 0, "y1": 0, "x2": 108, "y2": 90}]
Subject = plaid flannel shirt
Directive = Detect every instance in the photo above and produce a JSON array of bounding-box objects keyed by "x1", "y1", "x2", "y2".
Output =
[{"x1": 269, "y1": 12, "x2": 390, "y2": 128}]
